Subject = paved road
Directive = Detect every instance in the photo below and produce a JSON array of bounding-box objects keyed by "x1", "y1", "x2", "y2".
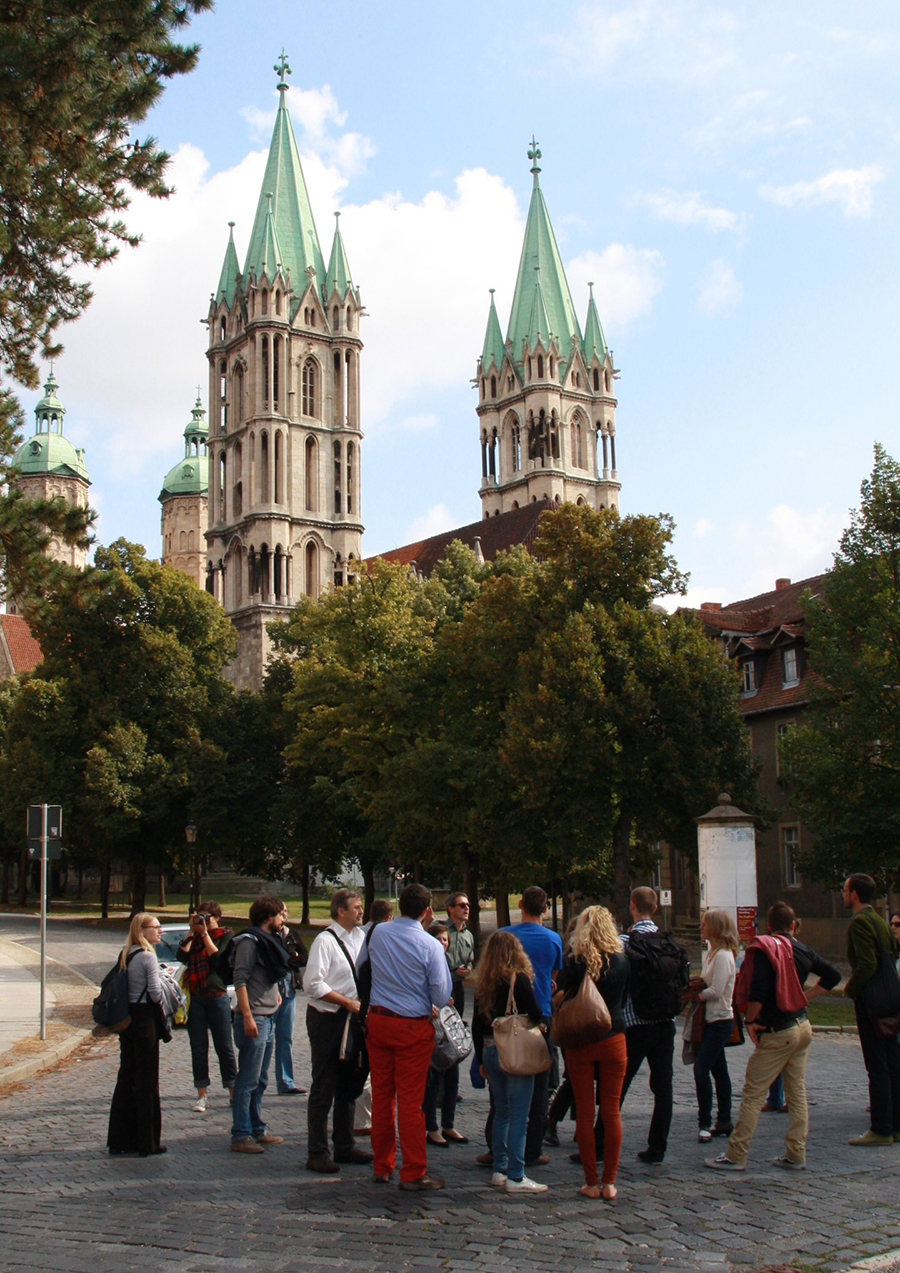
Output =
[
  {"x1": 0, "y1": 915, "x2": 139, "y2": 985},
  {"x1": 0, "y1": 1006, "x2": 898, "y2": 1273}
]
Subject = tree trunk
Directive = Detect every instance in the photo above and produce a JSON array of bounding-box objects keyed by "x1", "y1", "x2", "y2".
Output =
[
  {"x1": 1, "y1": 858, "x2": 9, "y2": 905},
  {"x1": 194, "y1": 857, "x2": 202, "y2": 909},
  {"x1": 77, "y1": 866, "x2": 83, "y2": 901},
  {"x1": 17, "y1": 844, "x2": 28, "y2": 905},
  {"x1": 158, "y1": 863, "x2": 166, "y2": 910},
  {"x1": 550, "y1": 881, "x2": 558, "y2": 932},
  {"x1": 100, "y1": 861, "x2": 111, "y2": 920},
  {"x1": 494, "y1": 883, "x2": 510, "y2": 930},
  {"x1": 130, "y1": 859, "x2": 147, "y2": 917},
  {"x1": 361, "y1": 859, "x2": 376, "y2": 920},
  {"x1": 612, "y1": 812, "x2": 633, "y2": 921},
  {"x1": 301, "y1": 864, "x2": 310, "y2": 926},
  {"x1": 462, "y1": 851, "x2": 480, "y2": 947},
  {"x1": 561, "y1": 878, "x2": 570, "y2": 930}
]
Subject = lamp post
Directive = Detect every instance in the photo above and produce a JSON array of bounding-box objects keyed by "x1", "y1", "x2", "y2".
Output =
[{"x1": 185, "y1": 821, "x2": 198, "y2": 917}]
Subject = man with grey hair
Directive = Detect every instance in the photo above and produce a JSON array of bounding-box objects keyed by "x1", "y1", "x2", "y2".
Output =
[{"x1": 303, "y1": 888, "x2": 374, "y2": 1173}]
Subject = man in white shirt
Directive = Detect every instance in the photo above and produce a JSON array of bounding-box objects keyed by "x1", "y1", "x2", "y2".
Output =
[{"x1": 302, "y1": 888, "x2": 373, "y2": 1173}]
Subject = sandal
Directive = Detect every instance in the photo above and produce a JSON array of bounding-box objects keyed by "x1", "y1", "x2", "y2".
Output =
[
  {"x1": 580, "y1": 1184, "x2": 601, "y2": 1199},
  {"x1": 601, "y1": 1184, "x2": 617, "y2": 1203}
]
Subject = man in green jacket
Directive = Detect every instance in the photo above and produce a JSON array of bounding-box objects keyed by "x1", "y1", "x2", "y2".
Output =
[
  {"x1": 842, "y1": 873, "x2": 900, "y2": 1146},
  {"x1": 445, "y1": 893, "x2": 475, "y2": 1020}
]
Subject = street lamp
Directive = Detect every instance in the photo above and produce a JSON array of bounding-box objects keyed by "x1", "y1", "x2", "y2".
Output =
[{"x1": 185, "y1": 821, "x2": 198, "y2": 916}]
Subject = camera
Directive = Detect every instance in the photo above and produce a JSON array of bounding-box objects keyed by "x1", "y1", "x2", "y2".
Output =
[{"x1": 192, "y1": 911, "x2": 209, "y2": 926}]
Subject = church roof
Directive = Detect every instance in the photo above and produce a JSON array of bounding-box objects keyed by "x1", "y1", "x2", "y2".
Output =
[
  {"x1": 215, "y1": 223, "x2": 240, "y2": 307},
  {"x1": 243, "y1": 64, "x2": 326, "y2": 292},
  {"x1": 583, "y1": 282, "x2": 608, "y2": 365},
  {"x1": 0, "y1": 614, "x2": 42, "y2": 676},
  {"x1": 367, "y1": 500, "x2": 553, "y2": 577},
  {"x1": 325, "y1": 212, "x2": 356, "y2": 300},
  {"x1": 480, "y1": 291, "x2": 505, "y2": 372},
  {"x1": 13, "y1": 370, "x2": 89, "y2": 482},
  {"x1": 505, "y1": 144, "x2": 582, "y2": 374},
  {"x1": 159, "y1": 396, "x2": 209, "y2": 502}
]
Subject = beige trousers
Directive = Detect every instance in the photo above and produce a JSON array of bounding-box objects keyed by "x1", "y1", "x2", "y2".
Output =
[{"x1": 727, "y1": 1018, "x2": 813, "y2": 1165}]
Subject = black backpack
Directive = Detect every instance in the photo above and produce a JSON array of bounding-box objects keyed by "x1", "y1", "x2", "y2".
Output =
[
  {"x1": 625, "y1": 928, "x2": 690, "y2": 1020},
  {"x1": 92, "y1": 951, "x2": 140, "y2": 1032},
  {"x1": 212, "y1": 930, "x2": 252, "y2": 990}
]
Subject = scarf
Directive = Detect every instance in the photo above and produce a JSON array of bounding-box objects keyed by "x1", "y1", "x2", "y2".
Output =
[
  {"x1": 241, "y1": 925, "x2": 292, "y2": 985},
  {"x1": 735, "y1": 935, "x2": 807, "y2": 1016},
  {"x1": 184, "y1": 926, "x2": 227, "y2": 995}
]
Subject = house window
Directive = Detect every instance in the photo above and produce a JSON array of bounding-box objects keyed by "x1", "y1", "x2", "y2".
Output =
[
  {"x1": 741, "y1": 659, "x2": 757, "y2": 695},
  {"x1": 776, "y1": 720, "x2": 795, "y2": 778},
  {"x1": 781, "y1": 826, "x2": 801, "y2": 888},
  {"x1": 782, "y1": 647, "x2": 799, "y2": 687}
]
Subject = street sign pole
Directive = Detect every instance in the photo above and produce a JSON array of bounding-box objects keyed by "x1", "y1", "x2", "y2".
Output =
[{"x1": 40, "y1": 803, "x2": 47, "y2": 1041}]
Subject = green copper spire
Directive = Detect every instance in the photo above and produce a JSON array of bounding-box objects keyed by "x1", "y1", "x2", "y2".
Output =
[
  {"x1": 216, "y1": 222, "x2": 240, "y2": 307},
  {"x1": 505, "y1": 140, "x2": 582, "y2": 372},
  {"x1": 480, "y1": 289, "x2": 505, "y2": 371},
  {"x1": 525, "y1": 270, "x2": 553, "y2": 349},
  {"x1": 243, "y1": 56, "x2": 326, "y2": 292},
  {"x1": 582, "y1": 281, "x2": 608, "y2": 364},
  {"x1": 159, "y1": 394, "x2": 209, "y2": 502},
  {"x1": 13, "y1": 369, "x2": 89, "y2": 482},
  {"x1": 325, "y1": 212, "x2": 355, "y2": 300}
]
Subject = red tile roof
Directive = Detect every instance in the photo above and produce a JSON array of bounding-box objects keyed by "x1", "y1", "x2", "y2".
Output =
[
  {"x1": 687, "y1": 573, "x2": 827, "y2": 718},
  {"x1": 0, "y1": 614, "x2": 43, "y2": 675},
  {"x1": 366, "y1": 500, "x2": 554, "y2": 576}
]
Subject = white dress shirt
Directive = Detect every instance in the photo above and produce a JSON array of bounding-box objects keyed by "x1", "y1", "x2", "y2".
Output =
[{"x1": 303, "y1": 922, "x2": 366, "y2": 1014}]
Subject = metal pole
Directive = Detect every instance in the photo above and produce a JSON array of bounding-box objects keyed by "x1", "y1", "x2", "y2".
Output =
[{"x1": 40, "y1": 803, "x2": 47, "y2": 1041}]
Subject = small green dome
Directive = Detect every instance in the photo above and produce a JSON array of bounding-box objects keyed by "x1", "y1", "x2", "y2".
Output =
[
  {"x1": 159, "y1": 395, "x2": 209, "y2": 502},
  {"x1": 13, "y1": 370, "x2": 90, "y2": 482}
]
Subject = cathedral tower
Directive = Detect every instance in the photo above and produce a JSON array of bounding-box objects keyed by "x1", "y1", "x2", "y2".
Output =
[
  {"x1": 476, "y1": 142, "x2": 619, "y2": 518},
  {"x1": 205, "y1": 54, "x2": 364, "y2": 688},
  {"x1": 159, "y1": 394, "x2": 209, "y2": 587},
  {"x1": 8, "y1": 369, "x2": 90, "y2": 614}
]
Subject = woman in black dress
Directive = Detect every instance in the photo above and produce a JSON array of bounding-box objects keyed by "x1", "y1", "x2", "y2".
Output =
[{"x1": 107, "y1": 912, "x2": 166, "y2": 1157}]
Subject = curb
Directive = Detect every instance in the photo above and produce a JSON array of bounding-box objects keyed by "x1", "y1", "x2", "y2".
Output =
[
  {"x1": 843, "y1": 1252, "x2": 900, "y2": 1273},
  {"x1": 0, "y1": 1024, "x2": 95, "y2": 1088}
]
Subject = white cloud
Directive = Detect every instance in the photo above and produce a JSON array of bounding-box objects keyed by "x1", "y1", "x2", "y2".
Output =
[
  {"x1": 761, "y1": 165, "x2": 884, "y2": 217},
  {"x1": 698, "y1": 259, "x2": 743, "y2": 314},
  {"x1": 404, "y1": 504, "x2": 456, "y2": 543},
  {"x1": 689, "y1": 90, "x2": 811, "y2": 152},
  {"x1": 694, "y1": 518, "x2": 715, "y2": 539},
  {"x1": 566, "y1": 245, "x2": 665, "y2": 329},
  {"x1": 639, "y1": 190, "x2": 744, "y2": 233},
  {"x1": 730, "y1": 504, "x2": 843, "y2": 598}
]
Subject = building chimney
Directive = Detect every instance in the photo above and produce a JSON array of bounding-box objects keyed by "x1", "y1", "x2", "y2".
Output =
[
  {"x1": 700, "y1": 602, "x2": 722, "y2": 611},
  {"x1": 775, "y1": 578, "x2": 791, "y2": 591}
]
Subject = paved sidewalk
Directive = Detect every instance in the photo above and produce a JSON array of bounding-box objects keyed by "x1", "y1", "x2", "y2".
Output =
[
  {"x1": 0, "y1": 994, "x2": 898, "y2": 1273},
  {"x1": 0, "y1": 935, "x2": 96, "y2": 1084}
]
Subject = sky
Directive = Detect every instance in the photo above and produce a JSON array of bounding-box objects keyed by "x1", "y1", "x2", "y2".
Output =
[{"x1": 22, "y1": 0, "x2": 900, "y2": 609}]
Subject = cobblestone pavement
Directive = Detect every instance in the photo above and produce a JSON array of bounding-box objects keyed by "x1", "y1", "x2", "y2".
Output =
[{"x1": 1, "y1": 1021, "x2": 898, "y2": 1273}]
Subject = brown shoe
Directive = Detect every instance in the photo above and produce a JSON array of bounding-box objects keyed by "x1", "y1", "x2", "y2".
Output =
[
  {"x1": 373, "y1": 1172, "x2": 392, "y2": 1184},
  {"x1": 306, "y1": 1156, "x2": 340, "y2": 1173},
  {"x1": 255, "y1": 1133, "x2": 284, "y2": 1146},
  {"x1": 526, "y1": 1154, "x2": 550, "y2": 1167},
  {"x1": 399, "y1": 1174, "x2": 445, "y2": 1191},
  {"x1": 476, "y1": 1150, "x2": 494, "y2": 1166},
  {"x1": 231, "y1": 1137, "x2": 264, "y2": 1154},
  {"x1": 335, "y1": 1147, "x2": 374, "y2": 1164}
]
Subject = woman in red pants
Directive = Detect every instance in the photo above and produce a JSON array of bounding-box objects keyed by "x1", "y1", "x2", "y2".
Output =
[{"x1": 555, "y1": 906, "x2": 629, "y2": 1201}]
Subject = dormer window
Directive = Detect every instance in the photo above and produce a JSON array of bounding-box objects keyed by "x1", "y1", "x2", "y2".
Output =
[
  {"x1": 782, "y1": 647, "x2": 800, "y2": 687},
  {"x1": 741, "y1": 660, "x2": 757, "y2": 695}
]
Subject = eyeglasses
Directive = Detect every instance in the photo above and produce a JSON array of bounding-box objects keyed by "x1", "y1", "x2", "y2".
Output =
[
  {"x1": 142, "y1": 923, "x2": 161, "y2": 931},
  {"x1": 452, "y1": 902, "x2": 470, "y2": 909},
  {"x1": 891, "y1": 921, "x2": 900, "y2": 929}
]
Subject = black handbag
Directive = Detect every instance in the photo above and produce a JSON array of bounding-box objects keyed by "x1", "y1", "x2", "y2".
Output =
[{"x1": 325, "y1": 930, "x2": 370, "y2": 1100}]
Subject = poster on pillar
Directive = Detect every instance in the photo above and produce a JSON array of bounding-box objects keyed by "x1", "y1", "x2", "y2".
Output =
[{"x1": 698, "y1": 823, "x2": 757, "y2": 932}]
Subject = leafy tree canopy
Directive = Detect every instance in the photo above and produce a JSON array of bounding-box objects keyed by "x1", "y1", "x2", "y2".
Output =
[{"x1": 0, "y1": 0, "x2": 211, "y2": 386}]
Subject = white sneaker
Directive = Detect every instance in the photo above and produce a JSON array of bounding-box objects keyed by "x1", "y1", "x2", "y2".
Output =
[
  {"x1": 490, "y1": 1172, "x2": 508, "y2": 1188},
  {"x1": 192, "y1": 1095, "x2": 208, "y2": 1113},
  {"x1": 698, "y1": 1127, "x2": 712, "y2": 1143},
  {"x1": 505, "y1": 1175, "x2": 548, "y2": 1194}
]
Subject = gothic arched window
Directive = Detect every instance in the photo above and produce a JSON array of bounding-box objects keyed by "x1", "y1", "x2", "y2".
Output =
[
  {"x1": 302, "y1": 360, "x2": 317, "y2": 417},
  {"x1": 305, "y1": 436, "x2": 318, "y2": 512}
]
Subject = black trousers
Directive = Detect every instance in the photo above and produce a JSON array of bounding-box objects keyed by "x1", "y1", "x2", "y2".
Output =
[
  {"x1": 855, "y1": 998, "x2": 900, "y2": 1136},
  {"x1": 107, "y1": 1003, "x2": 162, "y2": 1155},
  {"x1": 306, "y1": 1005, "x2": 355, "y2": 1160},
  {"x1": 596, "y1": 1019, "x2": 675, "y2": 1156}
]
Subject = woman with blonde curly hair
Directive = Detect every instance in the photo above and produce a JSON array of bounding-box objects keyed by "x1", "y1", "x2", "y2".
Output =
[
  {"x1": 555, "y1": 905, "x2": 629, "y2": 1201},
  {"x1": 473, "y1": 931, "x2": 547, "y2": 1194},
  {"x1": 689, "y1": 908, "x2": 739, "y2": 1143},
  {"x1": 107, "y1": 912, "x2": 166, "y2": 1157}
]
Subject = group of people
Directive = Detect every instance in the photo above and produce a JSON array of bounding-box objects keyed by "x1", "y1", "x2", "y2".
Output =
[{"x1": 106, "y1": 871, "x2": 900, "y2": 1194}]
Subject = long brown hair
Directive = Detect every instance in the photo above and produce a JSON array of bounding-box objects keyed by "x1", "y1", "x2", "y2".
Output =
[{"x1": 474, "y1": 931, "x2": 534, "y2": 1017}]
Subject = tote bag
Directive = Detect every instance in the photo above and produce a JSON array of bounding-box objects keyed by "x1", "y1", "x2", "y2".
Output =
[
  {"x1": 491, "y1": 982, "x2": 551, "y2": 1076},
  {"x1": 551, "y1": 966, "x2": 611, "y2": 1049}
]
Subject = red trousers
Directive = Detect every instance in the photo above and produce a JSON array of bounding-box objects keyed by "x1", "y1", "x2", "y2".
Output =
[
  {"x1": 567, "y1": 1031, "x2": 627, "y2": 1187},
  {"x1": 366, "y1": 1012, "x2": 434, "y2": 1183}
]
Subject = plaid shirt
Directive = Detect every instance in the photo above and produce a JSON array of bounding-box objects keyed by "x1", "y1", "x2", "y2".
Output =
[{"x1": 621, "y1": 919, "x2": 672, "y2": 1028}]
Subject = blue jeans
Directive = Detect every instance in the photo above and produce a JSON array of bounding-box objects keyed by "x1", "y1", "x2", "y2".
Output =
[
  {"x1": 186, "y1": 992, "x2": 237, "y2": 1090},
  {"x1": 231, "y1": 1013, "x2": 275, "y2": 1142},
  {"x1": 693, "y1": 1018, "x2": 733, "y2": 1128},
  {"x1": 483, "y1": 1044, "x2": 534, "y2": 1181},
  {"x1": 273, "y1": 985, "x2": 297, "y2": 1093}
]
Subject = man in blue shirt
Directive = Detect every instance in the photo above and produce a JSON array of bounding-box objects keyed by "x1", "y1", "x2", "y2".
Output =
[
  {"x1": 360, "y1": 882, "x2": 452, "y2": 1191},
  {"x1": 505, "y1": 886, "x2": 563, "y2": 1166}
]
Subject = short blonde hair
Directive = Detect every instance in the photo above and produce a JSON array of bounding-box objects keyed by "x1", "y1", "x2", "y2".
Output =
[
  {"x1": 702, "y1": 909, "x2": 739, "y2": 955},
  {"x1": 570, "y1": 905, "x2": 622, "y2": 978},
  {"x1": 119, "y1": 912, "x2": 157, "y2": 969}
]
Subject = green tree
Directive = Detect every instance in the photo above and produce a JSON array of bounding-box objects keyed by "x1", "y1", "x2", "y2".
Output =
[
  {"x1": 0, "y1": 0, "x2": 211, "y2": 387},
  {"x1": 782, "y1": 445, "x2": 900, "y2": 890},
  {"x1": 0, "y1": 539, "x2": 236, "y2": 915}
]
